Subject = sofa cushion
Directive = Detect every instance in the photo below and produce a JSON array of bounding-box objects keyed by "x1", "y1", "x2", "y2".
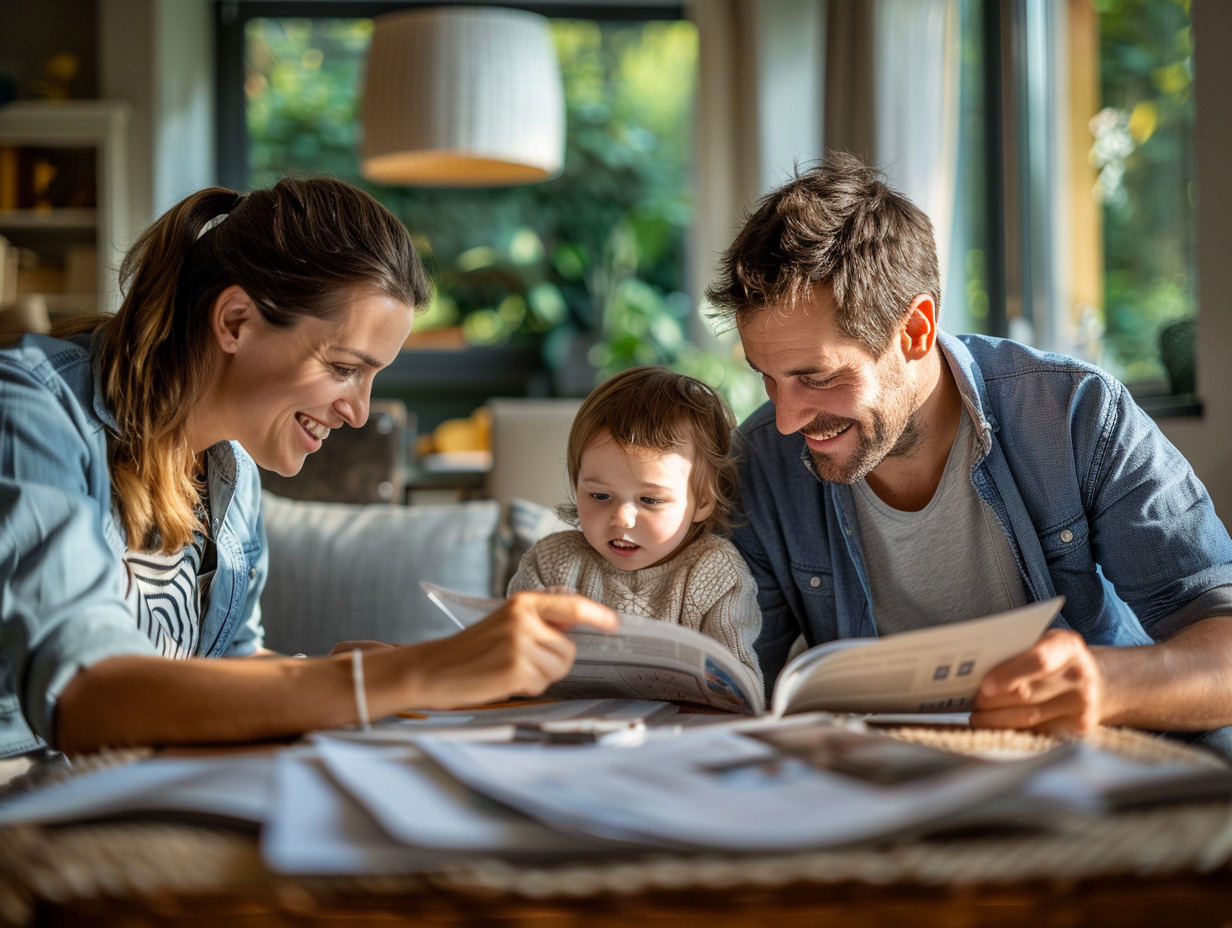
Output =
[
  {"x1": 492, "y1": 496, "x2": 574, "y2": 596},
  {"x1": 260, "y1": 492, "x2": 501, "y2": 656}
]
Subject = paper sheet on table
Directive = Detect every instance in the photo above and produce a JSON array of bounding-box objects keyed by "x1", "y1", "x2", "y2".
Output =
[
  {"x1": 414, "y1": 726, "x2": 1070, "y2": 852},
  {"x1": 1021, "y1": 743, "x2": 1232, "y2": 811},
  {"x1": 310, "y1": 736, "x2": 629, "y2": 855},
  {"x1": 262, "y1": 747, "x2": 441, "y2": 875},
  {"x1": 0, "y1": 754, "x2": 275, "y2": 826}
]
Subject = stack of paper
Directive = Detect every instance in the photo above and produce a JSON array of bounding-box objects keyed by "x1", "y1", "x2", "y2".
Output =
[{"x1": 2, "y1": 699, "x2": 1231, "y2": 877}]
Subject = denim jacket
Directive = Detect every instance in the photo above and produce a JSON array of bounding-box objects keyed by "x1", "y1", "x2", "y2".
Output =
[
  {"x1": 0, "y1": 333, "x2": 267, "y2": 757},
  {"x1": 733, "y1": 333, "x2": 1232, "y2": 693}
]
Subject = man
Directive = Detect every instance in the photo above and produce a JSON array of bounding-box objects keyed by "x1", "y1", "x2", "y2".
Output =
[{"x1": 708, "y1": 151, "x2": 1232, "y2": 749}]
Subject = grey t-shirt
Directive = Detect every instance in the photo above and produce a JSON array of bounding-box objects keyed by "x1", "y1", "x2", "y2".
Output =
[{"x1": 852, "y1": 413, "x2": 1030, "y2": 634}]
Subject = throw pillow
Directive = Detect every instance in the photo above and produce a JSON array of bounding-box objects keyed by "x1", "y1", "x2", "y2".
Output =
[
  {"x1": 491, "y1": 496, "x2": 575, "y2": 596},
  {"x1": 259, "y1": 492, "x2": 501, "y2": 656}
]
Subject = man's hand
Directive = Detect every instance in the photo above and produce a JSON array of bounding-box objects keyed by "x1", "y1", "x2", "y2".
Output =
[{"x1": 970, "y1": 629, "x2": 1106, "y2": 734}]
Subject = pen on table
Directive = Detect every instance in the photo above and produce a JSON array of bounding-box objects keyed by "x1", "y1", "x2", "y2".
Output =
[{"x1": 513, "y1": 719, "x2": 647, "y2": 746}]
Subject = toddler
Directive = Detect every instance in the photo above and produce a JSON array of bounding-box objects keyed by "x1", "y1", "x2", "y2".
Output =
[{"x1": 507, "y1": 366, "x2": 763, "y2": 691}]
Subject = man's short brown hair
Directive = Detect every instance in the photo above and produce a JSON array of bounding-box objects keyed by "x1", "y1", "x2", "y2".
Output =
[{"x1": 705, "y1": 151, "x2": 940, "y2": 355}]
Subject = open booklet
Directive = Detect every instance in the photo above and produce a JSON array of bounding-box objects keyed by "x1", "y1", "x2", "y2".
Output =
[{"x1": 421, "y1": 582, "x2": 1064, "y2": 717}]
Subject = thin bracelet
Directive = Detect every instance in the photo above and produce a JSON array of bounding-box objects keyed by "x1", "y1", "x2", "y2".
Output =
[{"x1": 351, "y1": 648, "x2": 371, "y2": 730}]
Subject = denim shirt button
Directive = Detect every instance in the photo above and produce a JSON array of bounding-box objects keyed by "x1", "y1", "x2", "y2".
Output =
[
  {"x1": 1060, "y1": 529, "x2": 1074, "y2": 543},
  {"x1": 248, "y1": 567, "x2": 257, "y2": 579},
  {"x1": 809, "y1": 576, "x2": 821, "y2": 588}
]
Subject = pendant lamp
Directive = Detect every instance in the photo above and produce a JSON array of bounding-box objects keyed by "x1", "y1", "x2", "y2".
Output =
[{"x1": 359, "y1": 6, "x2": 566, "y2": 186}]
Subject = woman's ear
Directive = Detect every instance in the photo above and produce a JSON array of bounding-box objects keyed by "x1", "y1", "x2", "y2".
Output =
[{"x1": 210, "y1": 285, "x2": 258, "y2": 356}]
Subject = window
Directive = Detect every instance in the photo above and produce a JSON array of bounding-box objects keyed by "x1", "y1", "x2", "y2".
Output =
[
  {"x1": 946, "y1": 0, "x2": 1197, "y2": 412},
  {"x1": 1085, "y1": 0, "x2": 1196, "y2": 398},
  {"x1": 217, "y1": 3, "x2": 713, "y2": 424}
]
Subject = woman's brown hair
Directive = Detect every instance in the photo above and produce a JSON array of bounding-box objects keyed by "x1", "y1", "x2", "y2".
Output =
[
  {"x1": 80, "y1": 176, "x2": 430, "y2": 552},
  {"x1": 561, "y1": 366, "x2": 740, "y2": 545}
]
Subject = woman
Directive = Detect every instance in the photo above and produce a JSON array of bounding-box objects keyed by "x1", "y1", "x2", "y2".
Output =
[{"x1": 0, "y1": 177, "x2": 616, "y2": 759}]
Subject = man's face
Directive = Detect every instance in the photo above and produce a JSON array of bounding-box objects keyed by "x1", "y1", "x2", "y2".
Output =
[{"x1": 737, "y1": 289, "x2": 923, "y2": 485}]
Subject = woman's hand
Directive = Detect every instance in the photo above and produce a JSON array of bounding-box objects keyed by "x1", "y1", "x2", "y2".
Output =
[
  {"x1": 55, "y1": 593, "x2": 619, "y2": 752},
  {"x1": 387, "y1": 591, "x2": 619, "y2": 711}
]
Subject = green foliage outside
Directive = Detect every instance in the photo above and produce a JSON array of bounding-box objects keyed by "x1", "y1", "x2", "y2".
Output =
[
  {"x1": 244, "y1": 16, "x2": 761, "y2": 419},
  {"x1": 1091, "y1": 0, "x2": 1196, "y2": 384},
  {"x1": 944, "y1": 0, "x2": 1195, "y2": 390}
]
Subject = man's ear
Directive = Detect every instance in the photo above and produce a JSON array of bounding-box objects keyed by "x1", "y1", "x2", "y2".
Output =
[
  {"x1": 210, "y1": 285, "x2": 259, "y2": 356},
  {"x1": 899, "y1": 293, "x2": 938, "y2": 361}
]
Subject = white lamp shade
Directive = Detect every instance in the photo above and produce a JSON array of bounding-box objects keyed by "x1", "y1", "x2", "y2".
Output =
[{"x1": 360, "y1": 6, "x2": 566, "y2": 186}]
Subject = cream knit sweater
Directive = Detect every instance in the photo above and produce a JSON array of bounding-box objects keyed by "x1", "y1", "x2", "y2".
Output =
[{"x1": 507, "y1": 530, "x2": 764, "y2": 693}]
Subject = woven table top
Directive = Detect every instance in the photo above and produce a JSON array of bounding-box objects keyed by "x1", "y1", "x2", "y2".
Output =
[{"x1": 0, "y1": 724, "x2": 1229, "y2": 927}]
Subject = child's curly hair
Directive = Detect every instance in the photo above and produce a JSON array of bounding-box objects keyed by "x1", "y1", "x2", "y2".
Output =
[{"x1": 561, "y1": 366, "x2": 740, "y2": 536}]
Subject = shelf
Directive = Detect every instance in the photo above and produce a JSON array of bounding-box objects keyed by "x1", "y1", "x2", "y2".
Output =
[
  {"x1": 0, "y1": 101, "x2": 129, "y2": 313},
  {"x1": 0, "y1": 208, "x2": 97, "y2": 231}
]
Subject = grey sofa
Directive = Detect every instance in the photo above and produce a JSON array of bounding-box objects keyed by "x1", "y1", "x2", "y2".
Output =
[{"x1": 259, "y1": 492, "x2": 569, "y2": 656}]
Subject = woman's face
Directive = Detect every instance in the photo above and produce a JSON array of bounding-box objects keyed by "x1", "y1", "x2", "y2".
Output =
[{"x1": 207, "y1": 287, "x2": 413, "y2": 477}]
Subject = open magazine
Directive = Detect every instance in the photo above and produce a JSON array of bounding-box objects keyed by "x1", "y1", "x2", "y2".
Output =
[{"x1": 421, "y1": 582, "x2": 1064, "y2": 717}]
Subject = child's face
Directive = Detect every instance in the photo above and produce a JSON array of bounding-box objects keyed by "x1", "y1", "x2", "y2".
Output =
[{"x1": 575, "y1": 431, "x2": 715, "y2": 571}]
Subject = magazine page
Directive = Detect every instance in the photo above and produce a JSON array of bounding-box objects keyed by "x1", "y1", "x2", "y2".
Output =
[
  {"x1": 413, "y1": 724, "x2": 1069, "y2": 853},
  {"x1": 772, "y1": 596, "x2": 1065, "y2": 717},
  {"x1": 421, "y1": 583, "x2": 765, "y2": 714}
]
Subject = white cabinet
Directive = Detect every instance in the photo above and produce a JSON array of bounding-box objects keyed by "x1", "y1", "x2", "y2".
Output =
[{"x1": 0, "y1": 101, "x2": 131, "y2": 314}]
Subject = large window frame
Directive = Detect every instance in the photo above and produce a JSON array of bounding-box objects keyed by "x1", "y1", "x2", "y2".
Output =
[{"x1": 981, "y1": 0, "x2": 1200, "y2": 416}]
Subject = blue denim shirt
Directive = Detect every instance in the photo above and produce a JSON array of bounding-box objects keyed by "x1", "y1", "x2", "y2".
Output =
[
  {"x1": 0, "y1": 333, "x2": 267, "y2": 757},
  {"x1": 734, "y1": 333, "x2": 1232, "y2": 694}
]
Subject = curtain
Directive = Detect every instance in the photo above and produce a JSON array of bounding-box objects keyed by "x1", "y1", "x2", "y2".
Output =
[
  {"x1": 687, "y1": 0, "x2": 826, "y2": 336},
  {"x1": 873, "y1": 0, "x2": 962, "y2": 297},
  {"x1": 692, "y1": 0, "x2": 962, "y2": 312}
]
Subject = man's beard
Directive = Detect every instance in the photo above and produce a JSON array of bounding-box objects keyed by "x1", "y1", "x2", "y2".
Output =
[{"x1": 805, "y1": 368, "x2": 922, "y2": 485}]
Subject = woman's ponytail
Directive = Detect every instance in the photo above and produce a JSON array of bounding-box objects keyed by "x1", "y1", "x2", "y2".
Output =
[{"x1": 98, "y1": 188, "x2": 242, "y2": 551}]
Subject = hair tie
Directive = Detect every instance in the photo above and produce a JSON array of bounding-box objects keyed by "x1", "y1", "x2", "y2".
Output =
[
  {"x1": 196, "y1": 214, "x2": 228, "y2": 239},
  {"x1": 195, "y1": 192, "x2": 245, "y2": 240}
]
